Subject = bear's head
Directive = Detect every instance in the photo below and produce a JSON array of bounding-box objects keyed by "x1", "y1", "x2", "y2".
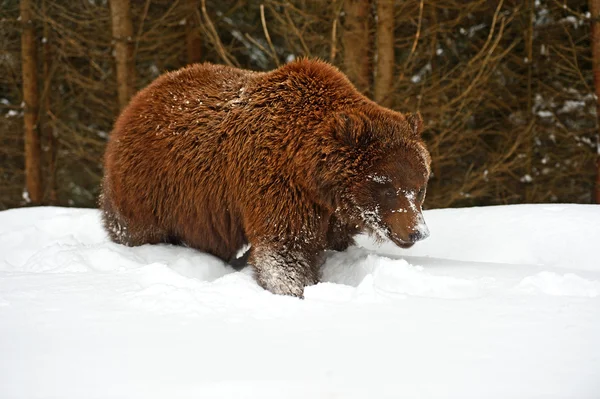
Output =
[{"x1": 333, "y1": 110, "x2": 431, "y2": 248}]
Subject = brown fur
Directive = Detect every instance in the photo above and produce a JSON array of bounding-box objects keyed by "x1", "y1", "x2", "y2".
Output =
[{"x1": 100, "y1": 59, "x2": 431, "y2": 297}]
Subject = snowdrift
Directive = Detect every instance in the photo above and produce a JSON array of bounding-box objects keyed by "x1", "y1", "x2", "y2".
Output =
[{"x1": 1, "y1": 205, "x2": 599, "y2": 398}]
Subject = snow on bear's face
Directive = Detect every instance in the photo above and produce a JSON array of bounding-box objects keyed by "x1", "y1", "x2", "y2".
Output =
[{"x1": 354, "y1": 143, "x2": 431, "y2": 248}]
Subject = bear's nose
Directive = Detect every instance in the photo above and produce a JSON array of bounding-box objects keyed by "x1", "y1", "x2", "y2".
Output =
[
  {"x1": 408, "y1": 226, "x2": 430, "y2": 243},
  {"x1": 408, "y1": 232, "x2": 423, "y2": 243},
  {"x1": 408, "y1": 218, "x2": 430, "y2": 243}
]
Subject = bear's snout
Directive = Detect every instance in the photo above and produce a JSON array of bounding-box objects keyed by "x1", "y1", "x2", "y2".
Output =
[{"x1": 385, "y1": 211, "x2": 430, "y2": 248}]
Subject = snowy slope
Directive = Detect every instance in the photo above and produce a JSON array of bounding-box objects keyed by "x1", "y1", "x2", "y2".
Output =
[{"x1": 0, "y1": 205, "x2": 599, "y2": 399}]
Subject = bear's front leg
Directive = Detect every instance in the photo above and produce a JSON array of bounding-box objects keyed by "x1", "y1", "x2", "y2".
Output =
[
  {"x1": 248, "y1": 242, "x2": 321, "y2": 298},
  {"x1": 326, "y1": 213, "x2": 360, "y2": 252}
]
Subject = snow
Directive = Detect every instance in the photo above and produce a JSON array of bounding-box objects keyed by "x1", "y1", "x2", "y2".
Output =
[
  {"x1": 21, "y1": 189, "x2": 30, "y2": 204},
  {"x1": 520, "y1": 173, "x2": 533, "y2": 183},
  {"x1": 1, "y1": 204, "x2": 599, "y2": 398},
  {"x1": 367, "y1": 174, "x2": 391, "y2": 184},
  {"x1": 559, "y1": 15, "x2": 583, "y2": 29},
  {"x1": 558, "y1": 100, "x2": 586, "y2": 114}
]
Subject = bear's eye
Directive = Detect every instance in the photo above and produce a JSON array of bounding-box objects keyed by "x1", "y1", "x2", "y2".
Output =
[{"x1": 383, "y1": 188, "x2": 396, "y2": 198}]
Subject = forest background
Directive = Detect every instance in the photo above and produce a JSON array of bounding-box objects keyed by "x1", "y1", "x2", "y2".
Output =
[{"x1": 1, "y1": 0, "x2": 599, "y2": 210}]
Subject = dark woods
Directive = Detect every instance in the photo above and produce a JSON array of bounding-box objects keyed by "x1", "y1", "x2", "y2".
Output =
[{"x1": 1, "y1": 0, "x2": 598, "y2": 209}]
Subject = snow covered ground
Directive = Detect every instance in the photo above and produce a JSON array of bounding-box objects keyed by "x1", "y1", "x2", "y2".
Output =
[{"x1": 1, "y1": 204, "x2": 599, "y2": 398}]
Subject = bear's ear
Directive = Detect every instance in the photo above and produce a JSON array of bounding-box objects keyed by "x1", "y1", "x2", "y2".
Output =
[
  {"x1": 406, "y1": 112, "x2": 423, "y2": 137},
  {"x1": 334, "y1": 112, "x2": 374, "y2": 148}
]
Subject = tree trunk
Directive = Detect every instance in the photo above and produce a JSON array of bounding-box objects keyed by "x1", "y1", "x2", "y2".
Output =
[
  {"x1": 525, "y1": 0, "x2": 535, "y2": 202},
  {"x1": 20, "y1": 0, "x2": 43, "y2": 204},
  {"x1": 374, "y1": 0, "x2": 394, "y2": 107},
  {"x1": 109, "y1": 0, "x2": 135, "y2": 111},
  {"x1": 591, "y1": 0, "x2": 600, "y2": 203},
  {"x1": 342, "y1": 0, "x2": 371, "y2": 95},
  {"x1": 42, "y1": 0, "x2": 57, "y2": 204},
  {"x1": 186, "y1": 0, "x2": 202, "y2": 64}
]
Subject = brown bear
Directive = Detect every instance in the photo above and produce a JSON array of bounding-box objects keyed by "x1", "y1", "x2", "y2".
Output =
[{"x1": 100, "y1": 59, "x2": 431, "y2": 297}]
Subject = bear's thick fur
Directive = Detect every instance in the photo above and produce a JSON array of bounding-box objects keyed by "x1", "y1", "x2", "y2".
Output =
[{"x1": 101, "y1": 59, "x2": 431, "y2": 297}]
